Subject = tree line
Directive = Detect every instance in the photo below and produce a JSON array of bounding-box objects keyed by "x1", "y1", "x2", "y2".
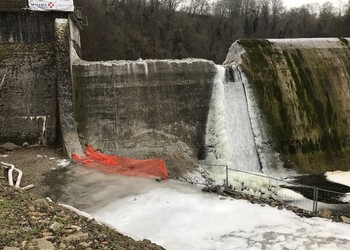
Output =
[{"x1": 75, "y1": 0, "x2": 350, "y2": 64}]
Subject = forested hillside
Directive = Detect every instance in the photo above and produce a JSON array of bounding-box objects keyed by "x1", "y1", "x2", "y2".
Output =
[{"x1": 75, "y1": 0, "x2": 350, "y2": 63}]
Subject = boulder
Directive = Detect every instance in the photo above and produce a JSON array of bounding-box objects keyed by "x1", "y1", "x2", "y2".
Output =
[
  {"x1": 319, "y1": 208, "x2": 332, "y2": 219},
  {"x1": 49, "y1": 222, "x2": 63, "y2": 232},
  {"x1": 62, "y1": 232, "x2": 89, "y2": 243},
  {"x1": 36, "y1": 238, "x2": 55, "y2": 250},
  {"x1": 341, "y1": 216, "x2": 350, "y2": 224}
]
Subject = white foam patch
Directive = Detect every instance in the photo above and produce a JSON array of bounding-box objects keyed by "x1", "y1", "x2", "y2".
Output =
[
  {"x1": 342, "y1": 193, "x2": 350, "y2": 203},
  {"x1": 325, "y1": 171, "x2": 350, "y2": 187},
  {"x1": 56, "y1": 159, "x2": 71, "y2": 168},
  {"x1": 92, "y1": 181, "x2": 350, "y2": 250}
]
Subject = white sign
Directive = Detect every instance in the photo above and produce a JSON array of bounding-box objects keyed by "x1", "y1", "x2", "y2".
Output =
[{"x1": 29, "y1": 0, "x2": 74, "y2": 12}]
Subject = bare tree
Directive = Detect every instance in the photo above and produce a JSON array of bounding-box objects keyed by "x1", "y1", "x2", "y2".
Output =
[
  {"x1": 270, "y1": 0, "x2": 284, "y2": 36},
  {"x1": 182, "y1": 0, "x2": 211, "y2": 15},
  {"x1": 256, "y1": 0, "x2": 270, "y2": 37}
]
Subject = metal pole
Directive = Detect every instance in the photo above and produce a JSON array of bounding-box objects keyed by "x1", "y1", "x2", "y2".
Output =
[
  {"x1": 313, "y1": 186, "x2": 319, "y2": 214},
  {"x1": 313, "y1": 186, "x2": 316, "y2": 214},
  {"x1": 315, "y1": 187, "x2": 318, "y2": 214},
  {"x1": 225, "y1": 165, "x2": 229, "y2": 188}
]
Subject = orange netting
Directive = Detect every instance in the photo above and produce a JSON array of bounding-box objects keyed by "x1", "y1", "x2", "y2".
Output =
[{"x1": 72, "y1": 144, "x2": 168, "y2": 180}]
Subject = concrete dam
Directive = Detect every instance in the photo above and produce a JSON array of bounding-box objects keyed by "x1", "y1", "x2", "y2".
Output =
[
  {"x1": 1, "y1": 10, "x2": 350, "y2": 174},
  {"x1": 224, "y1": 38, "x2": 350, "y2": 173}
]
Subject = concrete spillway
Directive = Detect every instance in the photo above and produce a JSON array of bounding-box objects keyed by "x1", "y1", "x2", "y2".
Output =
[{"x1": 225, "y1": 38, "x2": 350, "y2": 173}]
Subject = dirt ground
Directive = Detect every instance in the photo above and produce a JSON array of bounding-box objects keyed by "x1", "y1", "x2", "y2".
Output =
[
  {"x1": 0, "y1": 146, "x2": 68, "y2": 198},
  {"x1": 0, "y1": 140, "x2": 203, "y2": 199}
]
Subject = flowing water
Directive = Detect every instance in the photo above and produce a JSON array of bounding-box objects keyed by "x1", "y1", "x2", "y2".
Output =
[
  {"x1": 48, "y1": 62, "x2": 348, "y2": 236},
  {"x1": 205, "y1": 65, "x2": 295, "y2": 178}
]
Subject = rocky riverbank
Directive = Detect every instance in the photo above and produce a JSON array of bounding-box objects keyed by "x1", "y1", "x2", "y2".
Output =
[
  {"x1": 0, "y1": 144, "x2": 166, "y2": 250},
  {"x1": 203, "y1": 185, "x2": 350, "y2": 224},
  {"x1": 0, "y1": 181, "x2": 164, "y2": 250}
]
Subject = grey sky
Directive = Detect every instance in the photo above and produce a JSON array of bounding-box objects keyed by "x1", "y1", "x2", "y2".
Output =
[{"x1": 283, "y1": 0, "x2": 339, "y2": 9}]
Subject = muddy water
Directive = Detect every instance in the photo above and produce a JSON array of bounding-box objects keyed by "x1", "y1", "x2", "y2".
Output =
[
  {"x1": 44, "y1": 164, "x2": 175, "y2": 212},
  {"x1": 44, "y1": 163, "x2": 204, "y2": 213},
  {"x1": 283, "y1": 174, "x2": 350, "y2": 216}
]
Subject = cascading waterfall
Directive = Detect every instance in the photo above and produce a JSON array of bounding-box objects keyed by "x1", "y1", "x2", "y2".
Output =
[
  {"x1": 205, "y1": 65, "x2": 261, "y2": 173},
  {"x1": 241, "y1": 65, "x2": 290, "y2": 177},
  {"x1": 205, "y1": 64, "x2": 293, "y2": 180}
]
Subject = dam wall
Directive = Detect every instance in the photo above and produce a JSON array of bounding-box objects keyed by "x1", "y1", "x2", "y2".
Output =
[
  {"x1": 0, "y1": 8, "x2": 216, "y2": 159},
  {"x1": 72, "y1": 59, "x2": 216, "y2": 158},
  {"x1": 0, "y1": 11, "x2": 68, "y2": 146},
  {"x1": 2, "y1": 8, "x2": 350, "y2": 173},
  {"x1": 224, "y1": 38, "x2": 350, "y2": 172},
  {"x1": 0, "y1": 9, "x2": 83, "y2": 156}
]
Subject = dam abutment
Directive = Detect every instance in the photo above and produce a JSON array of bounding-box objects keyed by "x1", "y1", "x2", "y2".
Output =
[{"x1": 0, "y1": 10, "x2": 67, "y2": 146}]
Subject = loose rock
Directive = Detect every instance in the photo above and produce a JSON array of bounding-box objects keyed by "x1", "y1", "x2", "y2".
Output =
[
  {"x1": 62, "y1": 232, "x2": 89, "y2": 244},
  {"x1": 36, "y1": 238, "x2": 55, "y2": 250},
  {"x1": 341, "y1": 216, "x2": 350, "y2": 224},
  {"x1": 319, "y1": 208, "x2": 332, "y2": 219},
  {"x1": 49, "y1": 222, "x2": 63, "y2": 232},
  {"x1": 33, "y1": 198, "x2": 50, "y2": 210}
]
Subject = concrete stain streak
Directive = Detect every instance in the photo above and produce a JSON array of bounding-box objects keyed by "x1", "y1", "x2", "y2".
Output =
[{"x1": 0, "y1": 74, "x2": 6, "y2": 89}]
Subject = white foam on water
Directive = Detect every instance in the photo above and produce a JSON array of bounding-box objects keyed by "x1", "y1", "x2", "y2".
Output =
[
  {"x1": 91, "y1": 179, "x2": 350, "y2": 250},
  {"x1": 325, "y1": 171, "x2": 350, "y2": 187}
]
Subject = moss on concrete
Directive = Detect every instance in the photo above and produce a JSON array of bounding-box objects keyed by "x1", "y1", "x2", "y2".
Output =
[
  {"x1": 238, "y1": 38, "x2": 350, "y2": 172},
  {"x1": 339, "y1": 37, "x2": 349, "y2": 47}
]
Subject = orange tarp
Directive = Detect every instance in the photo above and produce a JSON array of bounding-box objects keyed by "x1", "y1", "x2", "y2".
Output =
[{"x1": 72, "y1": 144, "x2": 168, "y2": 180}]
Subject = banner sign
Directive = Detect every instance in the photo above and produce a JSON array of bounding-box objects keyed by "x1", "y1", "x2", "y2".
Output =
[{"x1": 29, "y1": 0, "x2": 74, "y2": 12}]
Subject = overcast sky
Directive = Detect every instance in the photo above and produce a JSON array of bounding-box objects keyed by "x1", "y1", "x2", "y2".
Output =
[{"x1": 283, "y1": 0, "x2": 341, "y2": 9}]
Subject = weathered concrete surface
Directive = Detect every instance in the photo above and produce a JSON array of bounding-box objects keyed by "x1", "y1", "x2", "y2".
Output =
[
  {"x1": 55, "y1": 18, "x2": 83, "y2": 156},
  {"x1": 72, "y1": 59, "x2": 216, "y2": 158},
  {"x1": 224, "y1": 38, "x2": 350, "y2": 172},
  {"x1": 0, "y1": 10, "x2": 82, "y2": 155},
  {"x1": 0, "y1": 11, "x2": 67, "y2": 146},
  {"x1": 0, "y1": 0, "x2": 27, "y2": 11},
  {"x1": 0, "y1": 11, "x2": 67, "y2": 43}
]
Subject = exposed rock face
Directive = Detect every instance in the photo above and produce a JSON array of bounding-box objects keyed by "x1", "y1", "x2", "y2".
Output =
[
  {"x1": 224, "y1": 38, "x2": 350, "y2": 172},
  {"x1": 72, "y1": 59, "x2": 216, "y2": 158}
]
